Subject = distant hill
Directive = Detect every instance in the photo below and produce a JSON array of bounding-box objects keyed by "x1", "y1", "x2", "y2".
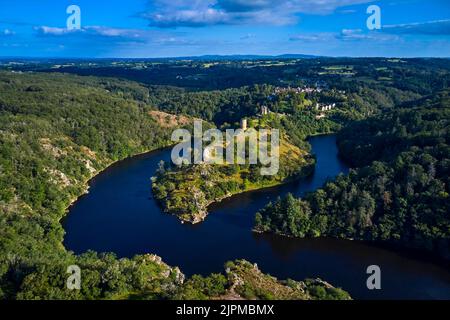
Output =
[
  {"x1": 167, "y1": 54, "x2": 320, "y2": 61},
  {"x1": 0, "y1": 54, "x2": 320, "y2": 63}
]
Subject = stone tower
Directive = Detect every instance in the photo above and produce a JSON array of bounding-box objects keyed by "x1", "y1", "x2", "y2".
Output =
[{"x1": 240, "y1": 118, "x2": 248, "y2": 130}]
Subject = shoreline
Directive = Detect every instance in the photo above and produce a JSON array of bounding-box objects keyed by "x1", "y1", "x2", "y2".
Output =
[
  {"x1": 61, "y1": 132, "x2": 450, "y2": 299},
  {"x1": 60, "y1": 143, "x2": 173, "y2": 224},
  {"x1": 150, "y1": 133, "x2": 338, "y2": 224},
  {"x1": 154, "y1": 161, "x2": 316, "y2": 224},
  {"x1": 62, "y1": 130, "x2": 335, "y2": 226},
  {"x1": 252, "y1": 228, "x2": 450, "y2": 268}
]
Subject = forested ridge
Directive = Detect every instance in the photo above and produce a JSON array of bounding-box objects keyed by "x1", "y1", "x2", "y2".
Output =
[
  {"x1": 152, "y1": 125, "x2": 315, "y2": 223},
  {"x1": 0, "y1": 71, "x2": 179, "y2": 299},
  {"x1": 22, "y1": 57, "x2": 449, "y2": 92},
  {"x1": 148, "y1": 59, "x2": 448, "y2": 224},
  {"x1": 0, "y1": 57, "x2": 449, "y2": 299},
  {"x1": 255, "y1": 90, "x2": 450, "y2": 259},
  {"x1": 0, "y1": 70, "x2": 349, "y2": 299}
]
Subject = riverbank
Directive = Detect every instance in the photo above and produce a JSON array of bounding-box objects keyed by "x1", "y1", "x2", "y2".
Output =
[
  {"x1": 61, "y1": 143, "x2": 174, "y2": 223},
  {"x1": 152, "y1": 134, "x2": 315, "y2": 224},
  {"x1": 63, "y1": 134, "x2": 450, "y2": 299}
]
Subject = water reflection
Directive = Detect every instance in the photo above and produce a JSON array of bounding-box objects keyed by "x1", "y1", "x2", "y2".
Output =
[{"x1": 64, "y1": 135, "x2": 450, "y2": 299}]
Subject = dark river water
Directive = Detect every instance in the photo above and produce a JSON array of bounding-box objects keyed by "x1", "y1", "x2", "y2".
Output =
[{"x1": 63, "y1": 135, "x2": 450, "y2": 300}]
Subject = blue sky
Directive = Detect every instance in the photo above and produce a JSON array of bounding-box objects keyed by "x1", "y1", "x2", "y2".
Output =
[{"x1": 0, "y1": 0, "x2": 449, "y2": 58}]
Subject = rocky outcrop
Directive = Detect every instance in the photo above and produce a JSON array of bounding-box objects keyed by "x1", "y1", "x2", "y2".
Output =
[{"x1": 221, "y1": 260, "x2": 351, "y2": 300}]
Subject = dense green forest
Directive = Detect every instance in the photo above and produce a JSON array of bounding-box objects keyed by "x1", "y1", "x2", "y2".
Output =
[
  {"x1": 1, "y1": 57, "x2": 449, "y2": 299},
  {"x1": 152, "y1": 121, "x2": 315, "y2": 223},
  {"x1": 0, "y1": 71, "x2": 179, "y2": 299},
  {"x1": 255, "y1": 90, "x2": 450, "y2": 259},
  {"x1": 0, "y1": 70, "x2": 349, "y2": 299},
  {"x1": 174, "y1": 260, "x2": 350, "y2": 300},
  {"x1": 4, "y1": 57, "x2": 444, "y2": 123},
  {"x1": 5, "y1": 57, "x2": 447, "y2": 93},
  {"x1": 148, "y1": 58, "x2": 449, "y2": 224}
]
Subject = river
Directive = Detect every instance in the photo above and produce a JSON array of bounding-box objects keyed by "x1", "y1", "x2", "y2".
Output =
[{"x1": 63, "y1": 135, "x2": 450, "y2": 299}]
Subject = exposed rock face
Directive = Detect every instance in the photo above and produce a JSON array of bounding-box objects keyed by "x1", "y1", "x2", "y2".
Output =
[
  {"x1": 45, "y1": 168, "x2": 72, "y2": 188},
  {"x1": 83, "y1": 159, "x2": 97, "y2": 174},
  {"x1": 221, "y1": 260, "x2": 351, "y2": 300},
  {"x1": 149, "y1": 110, "x2": 197, "y2": 128},
  {"x1": 39, "y1": 138, "x2": 67, "y2": 158},
  {"x1": 152, "y1": 134, "x2": 315, "y2": 225},
  {"x1": 143, "y1": 254, "x2": 185, "y2": 285},
  {"x1": 145, "y1": 254, "x2": 163, "y2": 264},
  {"x1": 173, "y1": 267, "x2": 185, "y2": 285}
]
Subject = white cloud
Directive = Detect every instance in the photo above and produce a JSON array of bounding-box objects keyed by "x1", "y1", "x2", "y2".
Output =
[
  {"x1": 338, "y1": 28, "x2": 399, "y2": 41},
  {"x1": 34, "y1": 26, "x2": 148, "y2": 39},
  {"x1": 382, "y1": 19, "x2": 450, "y2": 35},
  {"x1": 1, "y1": 28, "x2": 16, "y2": 36},
  {"x1": 33, "y1": 25, "x2": 210, "y2": 50},
  {"x1": 289, "y1": 34, "x2": 327, "y2": 42},
  {"x1": 142, "y1": 0, "x2": 375, "y2": 27},
  {"x1": 147, "y1": 7, "x2": 230, "y2": 27},
  {"x1": 289, "y1": 29, "x2": 397, "y2": 43},
  {"x1": 35, "y1": 26, "x2": 74, "y2": 36},
  {"x1": 240, "y1": 33, "x2": 255, "y2": 40},
  {"x1": 336, "y1": 19, "x2": 450, "y2": 43}
]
